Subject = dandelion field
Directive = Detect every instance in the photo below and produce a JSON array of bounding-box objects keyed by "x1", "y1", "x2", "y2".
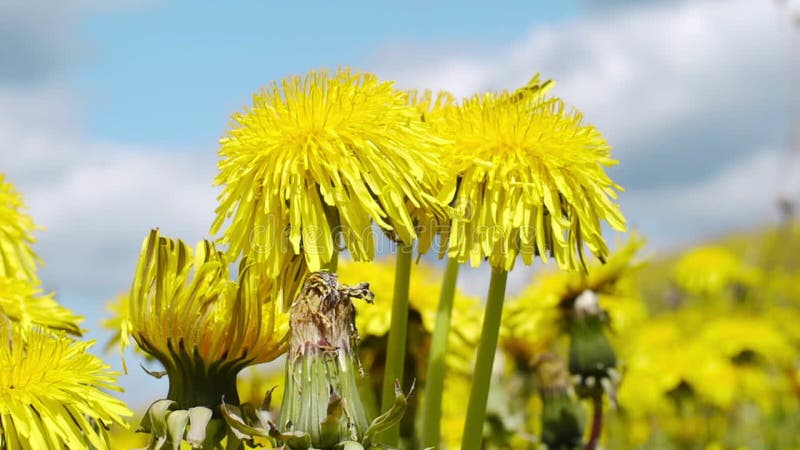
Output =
[{"x1": 2, "y1": 4, "x2": 800, "y2": 448}]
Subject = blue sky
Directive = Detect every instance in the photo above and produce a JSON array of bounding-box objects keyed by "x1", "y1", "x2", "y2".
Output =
[
  {"x1": 74, "y1": 1, "x2": 577, "y2": 146},
  {"x1": 2, "y1": 0, "x2": 800, "y2": 408}
]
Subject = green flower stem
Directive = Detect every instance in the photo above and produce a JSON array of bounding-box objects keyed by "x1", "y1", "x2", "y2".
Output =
[
  {"x1": 420, "y1": 257, "x2": 461, "y2": 448},
  {"x1": 378, "y1": 243, "x2": 414, "y2": 445},
  {"x1": 460, "y1": 267, "x2": 509, "y2": 450}
]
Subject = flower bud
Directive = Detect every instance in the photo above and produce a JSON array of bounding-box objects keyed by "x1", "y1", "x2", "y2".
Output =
[{"x1": 568, "y1": 290, "x2": 619, "y2": 401}]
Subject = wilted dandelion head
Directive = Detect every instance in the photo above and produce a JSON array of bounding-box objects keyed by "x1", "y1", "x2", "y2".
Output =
[
  {"x1": 213, "y1": 68, "x2": 450, "y2": 274},
  {"x1": 0, "y1": 323, "x2": 131, "y2": 450},
  {"x1": 0, "y1": 174, "x2": 40, "y2": 281},
  {"x1": 439, "y1": 79, "x2": 626, "y2": 271},
  {"x1": 124, "y1": 229, "x2": 290, "y2": 407}
]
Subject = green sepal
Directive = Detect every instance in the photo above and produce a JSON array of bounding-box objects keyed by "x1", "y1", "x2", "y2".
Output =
[
  {"x1": 140, "y1": 399, "x2": 176, "y2": 434},
  {"x1": 220, "y1": 402, "x2": 272, "y2": 439},
  {"x1": 362, "y1": 380, "x2": 412, "y2": 448},
  {"x1": 569, "y1": 314, "x2": 617, "y2": 399},
  {"x1": 540, "y1": 389, "x2": 585, "y2": 450},
  {"x1": 140, "y1": 400, "x2": 223, "y2": 450},
  {"x1": 166, "y1": 410, "x2": 189, "y2": 450},
  {"x1": 186, "y1": 407, "x2": 214, "y2": 447},
  {"x1": 270, "y1": 430, "x2": 312, "y2": 450},
  {"x1": 319, "y1": 391, "x2": 345, "y2": 448},
  {"x1": 141, "y1": 363, "x2": 168, "y2": 379},
  {"x1": 334, "y1": 441, "x2": 365, "y2": 450}
]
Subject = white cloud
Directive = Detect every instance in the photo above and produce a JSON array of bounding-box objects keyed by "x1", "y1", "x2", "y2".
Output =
[
  {"x1": 373, "y1": 0, "x2": 791, "y2": 170},
  {"x1": 0, "y1": 85, "x2": 216, "y2": 410},
  {"x1": 2, "y1": 90, "x2": 218, "y2": 298},
  {"x1": 369, "y1": 0, "x2": 799, "y2": 248},
  {"x1": 623, "y1": 147, "x2": 800, "y2": 248}
]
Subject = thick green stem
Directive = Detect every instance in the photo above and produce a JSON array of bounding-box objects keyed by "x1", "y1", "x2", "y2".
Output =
[
  {"x1": 460, "y1": 267, "x2": 508, "y2": 450},
  {"x1": 378, "y1": 243, "x2": 414, "y2": 445},
  {"x1": 419, "y1": 257, "x2": 460, "y2": 448}
]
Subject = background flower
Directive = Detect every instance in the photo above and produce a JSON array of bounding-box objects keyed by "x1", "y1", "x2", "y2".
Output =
[{"x1": 672, "y1": 246, "x2": 762, "y2": 298}]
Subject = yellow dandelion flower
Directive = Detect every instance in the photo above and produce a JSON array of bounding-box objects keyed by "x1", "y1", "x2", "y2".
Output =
[
  {"x1": 406, "y1": 89, "x2": 455, "y2": 122},
  {"x1": 0, "y1": 276, "x2": 82, "y2": 335},
  {"x1": 765, "y1": 305, "x2": 800, "y2": 347},
  {"x1": 438, "y1": 78, "x2": 626, "y2": 271},
  {"x1": 698, "y1": 315, "x2": 797, "y2": 412},
  {"x1": 0, "y1": 174, "x2": 40, "y2": 281},
  {"x1": 672, "y1": 245, "x2": 761, "y2": 297},
  {"x1": 212, "y1": 68, "x2": 450, "y2": 275},
  {"x1": 337, "y1": 258, "x2": 482, "y2": 373},
  {"x1": 618, "y1": 316, "x2": 713, "y2": 415},
  {"x1": 107, "y1": 423, "x2": 149, "y2": 450},
  {"x1": 440, "y1": 374, "x2": 472, "y2": 449},
  {"x1": 502, "y1": 238, "x2": 645, "y2": 362},
  {"x1": 404, "y1": 89, "x2": 458, "y2": 257},
  {"x1": 236, "y1": 364, "x2": 285, "y2": 409},
  {"x1": 124, "y1": 229, "x2": 291, "y2": 408},
  {"x1": 101, "y1": 292, "x2": 135, "y2": 359},
  {"x1": 0, "y1": 323, "x2": 131, "y2": 450},
  {"x1": 501, "y1": 273, "x2": 565, "y2": 361},
  {"x1": 699, "y1": 315, "x2": 796, "y2": 367},
  {"x1": 619, "y1": 306, "x2": 798, "y2": 443}
]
